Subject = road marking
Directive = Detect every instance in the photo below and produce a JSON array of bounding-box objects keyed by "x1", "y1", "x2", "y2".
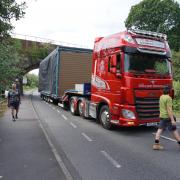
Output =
[
  {"x1": 70, "y1": 122, "x2": 77, "y2": 128},
  {"x1": 0, "y1": 176, "x2": 3, "y2": 179},
  {"x1": 52, "y1": 107, "x2": 55, "y2": 110},
  {"x1": 30, "y1": 97, "x2": 73, "y2": 180},
  {"x1": 57, "y1": 110, "x2": 60, "y2": 113},
  {"x1": 152, "y1": 133, "x2": 176, "y2": 142},
  {"x1": 101, "y1": 151, "x2": 121, "y2": 168},
  {"x1": 81, "y1": 133, "x2": 93, "y2": 142},
  {"x1": 39, "y1": 123, "x2": 73, "y2": 180},
  {"x1": 61, "y1": 114, "x2": 67, "y2": 120}
]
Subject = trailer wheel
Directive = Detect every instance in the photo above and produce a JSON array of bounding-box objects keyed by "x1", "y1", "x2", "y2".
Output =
[
  {"x1": 78, "y1": 100, "x2": 85, "y2": 117},
  {"x1": 70, "y1": 98, "x2": 78, "y2": 115},
  {"x1": 99, "y1": 105, "x2": 112, "y2": 130}
]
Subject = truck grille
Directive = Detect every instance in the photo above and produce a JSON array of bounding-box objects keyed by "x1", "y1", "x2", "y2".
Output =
[{"x1": 135, "y1": 97, "x2": 159, "y2": 120}]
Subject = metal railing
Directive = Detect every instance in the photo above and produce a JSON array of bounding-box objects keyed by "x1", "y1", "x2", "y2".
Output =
[{"x1": 11, "y1": 33, "x2": 91, "y2": 49}]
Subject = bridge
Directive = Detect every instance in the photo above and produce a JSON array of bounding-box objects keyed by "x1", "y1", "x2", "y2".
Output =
[{"x1": 11, "y1": 33, "x2": 90, "y2": 94}]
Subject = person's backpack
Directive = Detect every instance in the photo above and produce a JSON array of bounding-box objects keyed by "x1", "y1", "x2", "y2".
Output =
[{"x1": 8, "y1": 90, "x2": 20, "y2": 104}]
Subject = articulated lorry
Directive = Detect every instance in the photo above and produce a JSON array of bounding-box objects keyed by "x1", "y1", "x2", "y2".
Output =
[{"x1": 39, "y1": 29, "x2": 173, "y2": 129}]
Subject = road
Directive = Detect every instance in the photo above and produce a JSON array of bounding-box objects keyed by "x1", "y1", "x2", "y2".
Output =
[{"x1": 31, "y1": 91, "x2": 180, "y2": 180}]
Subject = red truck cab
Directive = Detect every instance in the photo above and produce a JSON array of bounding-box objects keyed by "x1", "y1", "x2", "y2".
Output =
[{"x1": 90, "y1": 29, "x2": 172, "y2": 129}]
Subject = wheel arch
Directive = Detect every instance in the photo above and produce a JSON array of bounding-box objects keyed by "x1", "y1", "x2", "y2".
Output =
[{"x1": 97, "y1": 101, "x2": 109, "y2": 121}]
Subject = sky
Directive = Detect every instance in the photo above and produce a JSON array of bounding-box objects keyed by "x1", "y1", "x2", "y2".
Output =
[
  {"x1": 13, "y1": 0, "x2": 180, "y2": 75},
  {"x1": 13, "y1": 0, "x2": 142, "y2": 48}
]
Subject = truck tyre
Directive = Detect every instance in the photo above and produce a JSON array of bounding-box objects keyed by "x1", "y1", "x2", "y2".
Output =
[
  {"x1": 70, "y1": 98, "x2": 78, "y2": 115},
  {"x1": 53, "y1": 99, "x2": 58, "y2": 105},
  {"x1": 63, "y1": 102, "x2": 69, "y2": 111},
  {"x1": 99, "y1": 105, "x2": 112, "y2": 130},
  {"x1": 78, "y1": 100, "x2": 85, "y2": 117}
]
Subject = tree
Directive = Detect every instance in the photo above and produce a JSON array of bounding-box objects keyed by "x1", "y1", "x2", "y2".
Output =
[
  {"x1": 172, "y1": 51, "x2": 180, "y2": 81},
  {"x1": 0, "y1": 0, "x2": 26, "y2": 39},
  {"x1": 125, "y1": 0, "x2": 180, "y2": 51},
  {"x1": 25, "y1": 73, "x2": 39, "y2": 88},
  {"x1": 0, "y1": 42, "x2": 22, "y2": 89}
]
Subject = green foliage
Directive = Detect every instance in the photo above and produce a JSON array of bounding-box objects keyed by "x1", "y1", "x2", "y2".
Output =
[
  {"x1": 25, "y1": 73, "x2": 39, "y2": 88},
  {"x1": 172, "y1": 51, "x2": 180, "y2": 81},
  {"x1": 0, "y1": 0, "x2": 26, "y2": 91},
  {"x1": 0, "y1": 42, "x2": 22, "y2": 90},
  {"x1": 173, "y1": 81, "x2": 180, "y2": 115},
  {"x1": 0, "y1": 0, "x2": 26, "y2": 39},
  {"x1": 0, "y1": 0, "x2": 25, "y2": 38},
  {"x1": 125, "y1": 0, "x2": 180, "y2": 51},
  {"x1": 23, "y1": 42, "x2": 50, "y2": 63},
  {"x1": 173, "y1": 81, "x2": 180, "y2": 98}
]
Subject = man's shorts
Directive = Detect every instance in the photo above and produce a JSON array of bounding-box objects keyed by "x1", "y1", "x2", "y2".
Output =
[
  {"x1": 159, "y1": 118, "x2": 176, "y2": 131},
  {"x1": 10, "y1": 102, "x2": 20, "y2": 110}
]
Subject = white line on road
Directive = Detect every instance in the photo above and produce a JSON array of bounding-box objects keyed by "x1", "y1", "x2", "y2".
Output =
[
  {"x1": 39, "y1": 123, "x2": 73, "y2": 180},
  {"x1": 52, "y1": 107, "x2": 55, "y2": 110},
  {"x1": 81, "y1": 133, "x2": 93, "y2": 142},
  {"x1": 152, "y1": 133, "x2": 176, "y2": 142},
  {"x1": 31, "y1": 99, "x2": 73, "y2": 180},
  {"x1": 57, "y1": 110, "x2": 60, "y2": 113},
  {"x1": 0, "y1": 176, "x2": 3, "y2": 179},
  {"x1": 70, "y1": 122, "x2": 77, "y2": 128},
  {"x1": 101, "y1": 151, "x2": 121, "y2": 168},
  {"x1": 61, "y1": 114, "x2": 67, "y2": 120}
]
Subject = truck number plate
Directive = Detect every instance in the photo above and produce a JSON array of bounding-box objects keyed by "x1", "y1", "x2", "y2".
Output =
[{"x1": 146, "y1": 122, "x2": 158, "y2": 127}]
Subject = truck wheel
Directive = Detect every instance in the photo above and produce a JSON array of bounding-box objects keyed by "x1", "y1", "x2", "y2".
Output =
[
  {"x1": 70, "y1": 98, "x2": 78, "y2": 115},
  {"x1": 99, "y1": 105, "x2": 112, "y2": 130},
  {"x1": 78, "y1": 100, "x2": 85, "y2": 117}
]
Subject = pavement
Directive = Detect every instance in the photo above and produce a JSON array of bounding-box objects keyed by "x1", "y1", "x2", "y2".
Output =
[{"x1": 0, "y1": 95, "x2": 66, "y2": 180}]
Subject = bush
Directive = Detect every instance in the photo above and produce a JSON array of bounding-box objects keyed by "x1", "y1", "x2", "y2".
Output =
[{"x1": 173, "y1": 81, "x2": 180, "y2": 116}]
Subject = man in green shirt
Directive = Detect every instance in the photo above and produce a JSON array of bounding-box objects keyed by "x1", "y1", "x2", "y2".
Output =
[{"x1": 153, "y1": 86, "x2": 180, "y2": 150}]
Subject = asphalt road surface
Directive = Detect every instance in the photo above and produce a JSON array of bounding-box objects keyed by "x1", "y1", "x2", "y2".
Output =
[
  {"x1": 30, "y1": 91, "x2": 180, "y2": 180},
  {"x1": 1, "y1": 92, "x2": 179, "y2": 180}
]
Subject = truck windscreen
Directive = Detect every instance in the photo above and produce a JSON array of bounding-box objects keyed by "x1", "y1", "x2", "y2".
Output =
[{"x1": 124, "y1": 53, "x2": 171, "y2": 75}]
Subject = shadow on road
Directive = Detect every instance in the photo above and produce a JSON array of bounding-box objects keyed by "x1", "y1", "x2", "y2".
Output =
[{"x1": 112, "y1": 125, "x2": 157, "y2": 136}]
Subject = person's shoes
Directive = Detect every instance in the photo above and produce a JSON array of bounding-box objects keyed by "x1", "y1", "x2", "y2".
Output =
[
  {"x1": 153, "y1": 143, "x2": 164, "y2": 150},
  {"x1": 12, "y1": 115, "x2": 16, "y2": 122},
  {"x1": 15, "y1": 114, "x2": 18, "y2": 119}
]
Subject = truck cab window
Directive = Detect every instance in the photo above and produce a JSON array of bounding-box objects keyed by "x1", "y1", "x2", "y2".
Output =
[{"x1": 124, "y1": 53, "x2": 171, "y2": 75}]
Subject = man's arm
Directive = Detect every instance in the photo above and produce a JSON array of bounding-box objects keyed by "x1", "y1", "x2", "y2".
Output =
[{"x1": 167, "y1": 98, "x2": 176, "y2": 124}]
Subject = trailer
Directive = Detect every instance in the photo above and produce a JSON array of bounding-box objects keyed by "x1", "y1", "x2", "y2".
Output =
[
  {"x1": 40, "y1": 29, "x2": 173, "y2": 130},
  {"x1": 39, "y1": 46, "x2": 92, "y2": 104}
]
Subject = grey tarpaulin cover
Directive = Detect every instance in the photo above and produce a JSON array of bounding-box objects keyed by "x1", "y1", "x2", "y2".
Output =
[{"x1": 39, "y1": 49, "x2": 55, "y2": 93}]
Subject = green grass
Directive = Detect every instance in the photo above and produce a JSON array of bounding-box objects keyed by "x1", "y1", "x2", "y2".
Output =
[
  {"x1": 0, "y1": 100, "x2": 7, "y2": 118},
  {"x1": 23, "y1": 86, "x2": 37, "y2": 91}
]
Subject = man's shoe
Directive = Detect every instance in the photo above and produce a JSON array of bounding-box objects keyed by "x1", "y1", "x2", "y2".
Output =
[
  {"x1": 153, "y1": 143, "x2": 164, "y2": 150},
  {"x1": 12, "y1": 116, "x2": 16, "y2": 121},
  {"x1": 15, "y1": 114, "x2": 18, "y2": 119}
]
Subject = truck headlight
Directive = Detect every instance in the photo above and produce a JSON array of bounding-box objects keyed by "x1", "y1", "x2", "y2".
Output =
[{"x1": 122, "y1": 109, "x2": 135, "y2": 119}]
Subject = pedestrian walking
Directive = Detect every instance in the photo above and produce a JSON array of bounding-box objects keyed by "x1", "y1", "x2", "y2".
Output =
[
  {"x1": 7, "y1": 83, "x2": 21, "y2": 121},
  {"x1": 153, "y1": 86, "x2": 180, "y2": 150}
]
